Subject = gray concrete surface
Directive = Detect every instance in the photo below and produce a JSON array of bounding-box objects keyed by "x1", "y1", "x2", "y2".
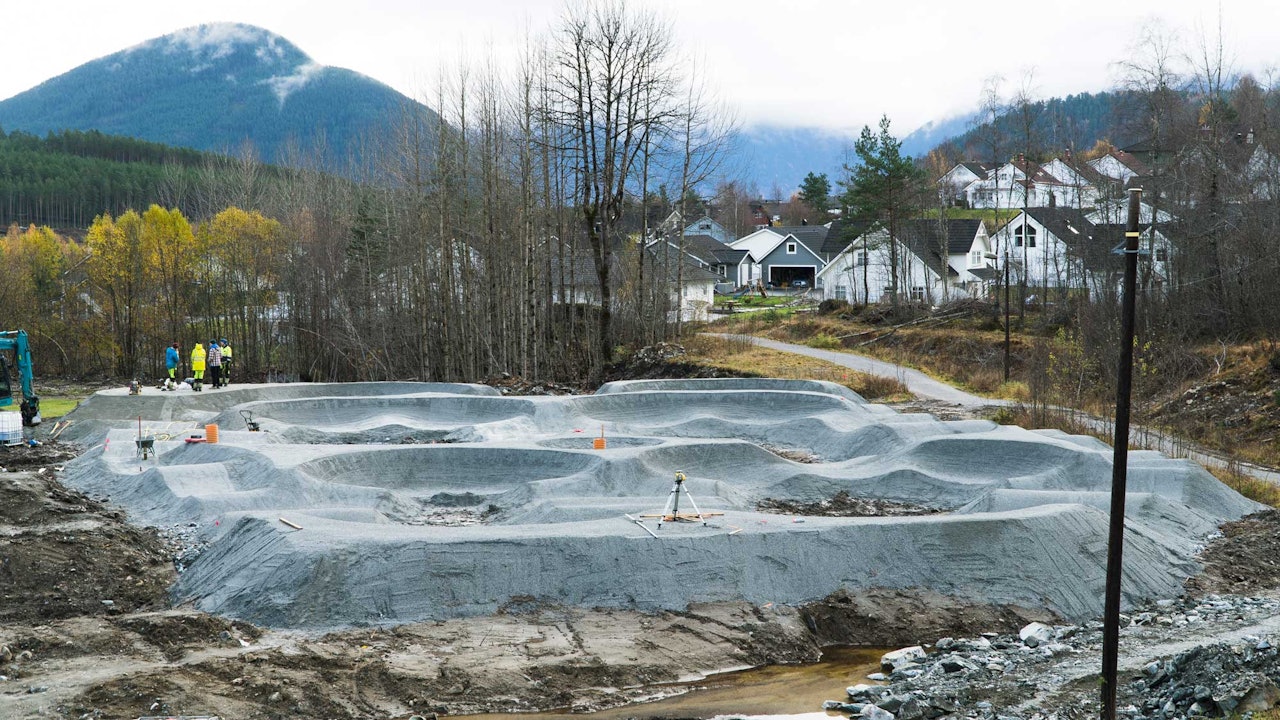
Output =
[{"x1": 58, "y1": 379, "x2": 1259, "y2": 629}]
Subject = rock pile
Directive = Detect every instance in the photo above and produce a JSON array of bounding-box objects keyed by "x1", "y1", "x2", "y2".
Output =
[{"x1": 822, "y1": 595, "x2": 1280, "y2": 719}]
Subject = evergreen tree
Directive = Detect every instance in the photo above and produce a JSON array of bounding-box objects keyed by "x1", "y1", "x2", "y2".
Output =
[
  {"x1": 798, "y1": 171, "x2": 831, "y2": 214},
  {"x1": 840, "y1": 115, "x2": 925, "y2": 308}
]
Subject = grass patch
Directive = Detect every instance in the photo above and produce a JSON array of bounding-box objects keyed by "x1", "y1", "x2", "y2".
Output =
[
  {"x1": 716, "y1": 295, "x2": 794, "y2": 308},
  {"x1": 684, "y1": 334, "x2": 910, "y2": 400},
  {"x1": 986, "y1": 404, "x2": 1113, "y2": 445},
  {"x1": 0, "y1": 397, "x2": 79, "y2": 420},
  {"x1": 38, "y1": 398, "x2": 80, "y2": 419},
  {"x1": 1208, "y1": 463, "x2": 1280, "y2": 508},
  {"x1": 806, "y1": 333, "x2": 843, "y2": 350}
]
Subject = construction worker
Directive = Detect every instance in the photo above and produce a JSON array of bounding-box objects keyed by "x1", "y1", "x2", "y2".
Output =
[
  {"x1": 219, "y1": 338, "x2": 232, "y2": 386},
  {"x1": 207, "y1": 339, "x2": 223, "y2": 389},
  {"x1": 163, "y1": 342, "x2": 180, "y2": 390},
  {"x1": 190, "y1": 341, "x2": 206, "y2": 392}
]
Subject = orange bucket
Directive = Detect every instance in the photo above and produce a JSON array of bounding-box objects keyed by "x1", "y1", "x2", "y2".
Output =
[
  {"x1": 205, "y1": 423, "x2": 219, "y2": 444},
  {"x1": 593, "y1": 437, "x2": 606, "y2": 450}
]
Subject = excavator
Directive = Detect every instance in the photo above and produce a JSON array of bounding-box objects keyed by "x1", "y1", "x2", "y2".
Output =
[{"x1": 0, "y1": 330, "x2": 40, "y2": 426}]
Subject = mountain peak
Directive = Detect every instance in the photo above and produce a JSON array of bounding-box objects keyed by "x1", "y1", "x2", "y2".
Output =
[
  {"x1": 133, "y1": 23, "x2": 307, "y2": 66},
  {"x1": 0, "y1": 23, "x2": 436, "y2": 169}
]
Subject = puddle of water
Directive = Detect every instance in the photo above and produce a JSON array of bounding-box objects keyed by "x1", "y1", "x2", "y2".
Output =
[{"x1": 461, "y1": 646, "x2": 884, "y2": 720}]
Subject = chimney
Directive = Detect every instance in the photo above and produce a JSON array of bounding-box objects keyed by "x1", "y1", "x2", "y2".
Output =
[
  {"x1": 1065, "y1": 148, "x2": 1072, "y2": 161},
  {"x1": 801, "y1": 218, "x2": 809, "y2": 226},
  {"x1": 1248, "y1": 128, "x2": 1256, "y2": 144}
]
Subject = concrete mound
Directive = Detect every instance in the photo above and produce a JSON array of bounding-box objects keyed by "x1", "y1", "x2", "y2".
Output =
[{"x1": 59, "y1": 380, "x2": 1261, "y2": 629}]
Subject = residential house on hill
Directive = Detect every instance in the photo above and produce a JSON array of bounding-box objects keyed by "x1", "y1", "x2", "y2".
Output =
[
  {"x1": 1040, "y1": 152, "x2": 1116, "y2": 208},
  {"x1": 1089, "y1": 150, "x2": 1150, "y2": 183},
  {"x1": 939, "y1": 162, "x2": 992, "y2": 206},
  {"x1": 963, "y1": 156, "x2": 1062, "y2": 209},
  {"x1": 653, "y1": 212, "x2": 733, "y2": 245},
  {"x1": 682, "y1": 215, "x2": 732, "y2": 244}
]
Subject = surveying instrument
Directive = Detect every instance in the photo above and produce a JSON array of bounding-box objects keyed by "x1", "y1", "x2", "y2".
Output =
[{"x1": 641, "y1": 471, "x2": 723, "y2": 528}]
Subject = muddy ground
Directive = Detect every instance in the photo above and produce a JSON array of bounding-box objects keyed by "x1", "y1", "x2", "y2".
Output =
[
  {"x1": 0, "y1": 437, "x2": 1067, "y2": 720},
  {"x1": 5, "y1": 395, "x2": 1280, "y2": 719}
]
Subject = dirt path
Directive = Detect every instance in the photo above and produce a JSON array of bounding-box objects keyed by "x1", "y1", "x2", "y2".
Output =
[{"x1": 706, "y1": 333, "x2": 1006, "y2": 408}]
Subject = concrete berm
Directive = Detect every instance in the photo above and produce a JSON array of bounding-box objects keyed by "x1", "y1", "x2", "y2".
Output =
[{"x1": 58, "y1": 378, "x2": 1260, "y2": 629}]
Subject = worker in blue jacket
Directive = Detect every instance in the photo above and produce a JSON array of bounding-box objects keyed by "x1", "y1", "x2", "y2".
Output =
[{"x1": 163, "y1": 342, "x2": 180, "y2": 391}]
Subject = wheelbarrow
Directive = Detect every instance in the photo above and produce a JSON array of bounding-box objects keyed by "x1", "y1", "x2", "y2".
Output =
[
  {"x1": 135, "y1": 435, "x2": 156, "y2": 461},
  {"x1": 239, "y1": 409, "x2": 261, "y2": 432}
]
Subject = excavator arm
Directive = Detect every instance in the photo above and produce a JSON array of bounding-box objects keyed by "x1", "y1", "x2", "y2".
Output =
[{"x1": 0, "y1": 331, "x2": 40, "y2": 426}]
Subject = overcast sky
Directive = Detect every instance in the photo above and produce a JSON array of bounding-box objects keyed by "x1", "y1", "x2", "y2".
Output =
[{"x1": 8, "y1": 1, "x2": 1279, "y2": 137}]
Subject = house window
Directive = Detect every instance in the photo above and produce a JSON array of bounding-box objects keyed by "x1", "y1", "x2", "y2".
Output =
[
  {"x1": 910, "y1": 286, "x2": 925, "y2": 302},
  {"x1": 1014, "y1": 224, "x2": 1037, "y2": 248},
  {"x1": 854, "y1": 250, "x2": 868, "y2": 266},
  {"x1": 1154, "y1": 248, "x2": 1168, "y2": 262},
  {"x1": 969, "y1": 250, "x2": 983, "y2": 266},
  {"x1": 835, "y1": 288, "x2": 848, "y2": 300},
  {"x1": 786, "y1": 242, "x2": 797, "y2": 254},
  {"x1": 699, "y1": 223, "x2": 711, "y2": 231}
]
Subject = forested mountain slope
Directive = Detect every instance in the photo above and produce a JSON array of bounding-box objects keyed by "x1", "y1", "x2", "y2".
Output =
[{"x1": 0, "y1": 23, "x2": 434, "y2": 167}]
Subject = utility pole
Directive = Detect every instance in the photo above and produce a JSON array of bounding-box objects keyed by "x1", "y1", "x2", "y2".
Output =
[
  {"x1": 1101, "y1": 187, "x2": 1143, "y2": 720},
  {"x1": 1003, "y1": 232, "x2": 1011, "y2": 382}
]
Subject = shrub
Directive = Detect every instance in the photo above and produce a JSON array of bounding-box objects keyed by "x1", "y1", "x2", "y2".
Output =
[
  {"x1": 856, "y1": 373, "x2": 908, "y2": 399},
  {"x1": 817, "y1": 299, "x2": 851, "y2": 315},
  {"x1": 807, "y1": 333, "x2": 843, "y2": 350}
]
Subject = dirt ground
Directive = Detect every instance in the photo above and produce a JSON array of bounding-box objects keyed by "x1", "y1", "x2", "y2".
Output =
[
  {"x1": 1186, "y1": 509, "x2": 1280, "y2": 598},
  {"x1": 1, "y1": 438, "x2": 1075, "y2": 720}
]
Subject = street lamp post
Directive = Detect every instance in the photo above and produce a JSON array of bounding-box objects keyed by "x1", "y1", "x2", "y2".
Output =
[
  {"x1": 1003, "y1": 233, "x2": 1011, "y2": 382},
  {"x1": 1101, "y1": 187, "x2": 1144, "y2": 720}
]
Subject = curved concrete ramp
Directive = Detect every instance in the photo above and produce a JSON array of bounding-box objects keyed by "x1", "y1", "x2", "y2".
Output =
[{"x1": 58, "y1": 379, "x2": 1261, "y2": 629}]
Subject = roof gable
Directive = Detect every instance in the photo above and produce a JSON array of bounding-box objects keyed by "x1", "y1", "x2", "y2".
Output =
[{"x1": 729, "y1": 228, "x2": 787, "y2": 261}]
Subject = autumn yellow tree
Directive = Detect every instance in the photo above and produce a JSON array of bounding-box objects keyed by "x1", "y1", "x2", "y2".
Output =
[
  {"x1": 87, "y1": 210, "x2": 155, "y2": 375},
  {"x1": 197, "y1": 207, "x2": 286, "y2": 373},
  {"x1": 140, "y1": 205, "x2": 197, "y2": 348}
]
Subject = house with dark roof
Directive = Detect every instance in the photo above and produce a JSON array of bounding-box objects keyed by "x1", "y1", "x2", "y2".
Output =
[
  {"x1": 1088, "y1": 150, "x2": 1151, "y2": 183},
  {"x1": 647, "y1": 233, "x2": 747, "y2": 284},
  {"x1": 990, "y1": 207, "x2": 1172, "y2": 296},
  {"x1": 816, "y1": 219, "x2": 993, "y2": 304},
  {"x1": 939, "y1": 162, "x2": 992, "y2": 206},
  {"x1": 728, "y1": 228, "x2": 826, "y2": 288},
  {"x1": 964, "y1": 157, "x2": 1064, "y2": 209},
  {"x1": 551, "y1": 243, "x2": 722, "y2": 321},
  {"x1": 1041, "y1": 153, "x2": 1118, "y2": 208}
]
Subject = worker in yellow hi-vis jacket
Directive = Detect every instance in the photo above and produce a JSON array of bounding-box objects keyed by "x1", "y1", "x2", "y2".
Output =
[{"x1": 190, "y1": 341, "x2": 206, "y2": 392}]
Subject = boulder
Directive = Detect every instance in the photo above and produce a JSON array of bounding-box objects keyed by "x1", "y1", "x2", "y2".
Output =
[
  {"x1": 1019, "y1": 622, "x2": 1054, "y2": 647},
  {"x1": 1236, "y1": 679, "x2": 1280, "y2": 712},
  {"x1": 861, "y1": 704, "x2": 893, "y2": 720},
  {"x1": 880, "y1": 645, "x2": 926, "y2": 672}
]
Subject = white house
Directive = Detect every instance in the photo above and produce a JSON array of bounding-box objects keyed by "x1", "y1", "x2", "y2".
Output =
[
  {"x1": 1039, "y1": 155, "x2": 1112, "y2": 208},
  {"x1": 990, "y1": 207, "x2": 1172, "y2": 297},
  {"x1": 938, "y1": 162, "x2": 991, "y2": 206},
  {"x1": 816, "y1": 220, "x2": 987, "y2": 304},
  {"x1": 1088, "y1": 150, "x2": 1149, "y2": 183},
  {"x1": 964, "y1": 158, "x2": 1060, "y2": 209}
]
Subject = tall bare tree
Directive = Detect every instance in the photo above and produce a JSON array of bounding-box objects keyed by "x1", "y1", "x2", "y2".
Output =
[{"x1": 551, "y1": 0, "x2": 679, "y2": 365}]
